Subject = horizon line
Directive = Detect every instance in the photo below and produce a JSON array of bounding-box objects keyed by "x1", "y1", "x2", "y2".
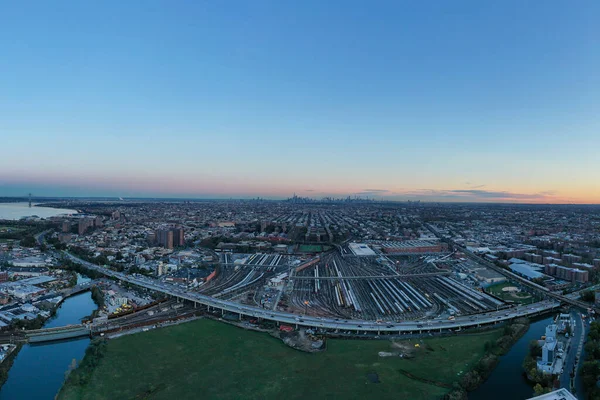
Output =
[{"x1": 1, "y1": 195, "x2": 599, "y2": 206}]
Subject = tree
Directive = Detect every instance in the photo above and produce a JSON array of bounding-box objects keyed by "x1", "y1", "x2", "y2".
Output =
[
  {"x1": 581, "y1": 360, "x2": 600, "y2": 390},
  {"x1": 532, "y1": 277, "x2": 545, "y2": 286},
  {"x1": 589, "y1": 322, "x2": 600, "y2": 342},
  {"x1": 580, "y1": 290, "x2": 595, "y2": 303},
  {"x1": 529, "y1": 340, "x2": 542, "y2": 358},
  {"x1": 19, "y1": 235, "x2": 36, "y2": 248},
  {"x1": 533, "y1": 383, "x2": 550, "y2": 396}
]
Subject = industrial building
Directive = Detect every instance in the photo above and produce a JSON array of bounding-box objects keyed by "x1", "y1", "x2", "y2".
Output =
[
  {"x1": 372, "y1": 240, "x2": 445, "y2": 254},
  {"x1": 508, "y1": 260, "x2": 545, "y2": 281},
  {"x1": 348, "y1": 243, "x2": 376, "y2": 256}
]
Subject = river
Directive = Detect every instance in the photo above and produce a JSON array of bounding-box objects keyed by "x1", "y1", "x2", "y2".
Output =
[
  {"x1": 469, "y1": 316, "x2": 554, "y2": 400},
  {"x1": 0, "y1": 202, "x2": 77, "y2": 221},
  {"x1": 0, "y1": 275, "x2": 97, "y2": 400}
]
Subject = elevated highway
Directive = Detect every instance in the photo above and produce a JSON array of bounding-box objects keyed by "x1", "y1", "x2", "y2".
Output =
[{"x1": 63, "y1": 251, "x2": 563, "y2": 335}]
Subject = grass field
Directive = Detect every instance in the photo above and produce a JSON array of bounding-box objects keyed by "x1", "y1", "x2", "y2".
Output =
[
  {"x1": 298, "y1": 244, "x2": 323, "y2": 252},
  {"x1": 487, "y1": 281, "x2": 534, "y2": 304},
  {"x1": 0, "y1": 226, "x2": 25, "y2": 232},
  {"x1": 58, "y1": 319, "x2": 501, "y2": 400}
]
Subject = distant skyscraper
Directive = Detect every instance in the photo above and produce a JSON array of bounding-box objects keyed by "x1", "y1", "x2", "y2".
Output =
[
  {"x1": 155, "y1": 227, "x2": 183, "y2": 249},
  {"x1": 78, "y1": 218, "x2": 94, "y2": 235},
  {"x1": 62, "y1": 221, "x2": 71, "y2": 233},
  {"x1": 172, "y1": 227, "x2": 185, "y2": 247}
]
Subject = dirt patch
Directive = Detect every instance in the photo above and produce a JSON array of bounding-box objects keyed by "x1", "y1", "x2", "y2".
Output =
[{"x1": 272, "y1": 330, "x2": 326, "y2": 353}]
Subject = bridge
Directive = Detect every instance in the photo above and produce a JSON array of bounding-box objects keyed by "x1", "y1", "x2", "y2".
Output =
[
  {"x1": 26, "y1": 324, "x2": 90, "y2": 343},
  {"x1": 64, "y1": 282, "x2": 93, "y2": 297},
  {"x1": 63, "y1": 251, "x2": 565, "y2": 336}
]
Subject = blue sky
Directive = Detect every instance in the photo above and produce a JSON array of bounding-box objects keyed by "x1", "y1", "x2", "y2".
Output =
[{"x1": 1, "y1": 1, "x2": 599, "y2": 202}]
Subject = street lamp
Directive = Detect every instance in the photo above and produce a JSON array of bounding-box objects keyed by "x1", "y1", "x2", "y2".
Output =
[{"x1": 304, "y1": 300, "x2": 309, "y2": 316}]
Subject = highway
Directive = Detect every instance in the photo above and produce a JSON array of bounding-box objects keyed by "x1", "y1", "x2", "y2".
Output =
[{"x1": 64, "y1": 252, "x2": 562, "y2": 334}]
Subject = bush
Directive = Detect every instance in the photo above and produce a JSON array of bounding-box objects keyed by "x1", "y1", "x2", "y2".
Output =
[
  {"x1": 91, "y1": 286, "x2": 105, "y2": 308},
  {"x1": 20, "y1": 235, "x2": 37, "y2": 248},
  {"x1": 580, "y1": 290, "x2": 595, "y2": 303},
  {"x1": 61, "y1": 339, "x2": 108, "y2": 388}
]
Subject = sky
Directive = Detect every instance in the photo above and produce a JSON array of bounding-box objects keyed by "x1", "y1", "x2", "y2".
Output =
[{"x1": 1, "y1": 1, "x2": 599, "y2": 203}]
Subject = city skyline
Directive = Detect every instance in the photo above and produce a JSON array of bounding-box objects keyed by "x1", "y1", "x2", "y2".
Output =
[{"x1": 1, "y1": 1, "x2": 599, "y2": 203}]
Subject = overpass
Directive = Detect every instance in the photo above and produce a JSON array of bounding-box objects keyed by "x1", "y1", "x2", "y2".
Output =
[{"x1": 63, "y1": 251, "x2": 564, "y2": 335}]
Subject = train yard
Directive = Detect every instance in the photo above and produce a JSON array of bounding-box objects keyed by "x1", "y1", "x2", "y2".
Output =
[
  {"x1": 198, "y1": 253, "x2": 293, "y2": 301},
  {"x1": 193, "y1": 250, "x2": 510, "y2": 323},
  {"x1": 285, "y1": 254, "x2": 505, "y2": 321}
]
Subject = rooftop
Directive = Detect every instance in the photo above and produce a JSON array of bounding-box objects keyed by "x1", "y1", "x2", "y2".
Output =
[{"x1": 527, "y1": 388, "x2": 577, "y2": 400}]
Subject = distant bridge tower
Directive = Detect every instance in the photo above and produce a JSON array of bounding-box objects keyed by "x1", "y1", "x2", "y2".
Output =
[{"x1": 28, "y1": 193, "x2": 32, "y2": 208}]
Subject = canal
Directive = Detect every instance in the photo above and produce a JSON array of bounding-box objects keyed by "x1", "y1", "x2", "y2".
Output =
[
  {"x1": 469, "y1": 316, "x2": 554, "y2": 400},
  {"x1": 0, "y1": 275, "x2": 97, "y2": 400}
]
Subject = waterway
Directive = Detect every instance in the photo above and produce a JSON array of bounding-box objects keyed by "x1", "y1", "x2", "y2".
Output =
[
  {"x1": 0, "y1": 276, "x2": 96, "y2": 400},
  {"x1": 469, "y1": 316, "x2": 554, "y2": 400},
  {"x1": 0, "y1": 202, "x2": 77, "y2": 221}
]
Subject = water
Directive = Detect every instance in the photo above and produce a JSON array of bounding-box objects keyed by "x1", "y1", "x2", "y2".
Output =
[
  {"x1": 469, "y1": 316, "x2": 553, "y2": 400},
  {"x1": 0, "y1": 203, "x2": 77, "y2": 220},
  {"x1": 0, "y1": 292, "x2": 97, "y2": 400}
]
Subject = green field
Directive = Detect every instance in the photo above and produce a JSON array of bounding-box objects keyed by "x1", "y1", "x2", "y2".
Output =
[
  {"x1": 0, "y1": 226, "x2": 25, "y2": 232},
  {"x1": 298, "y1": 244, "x2": 323, "y2": 252},
  {"x1": 487, "y1": 281, "x2": 534, "y2": 304},
  {"x1": 58, "y1": 319, "x2": 501, "y2": 400}
]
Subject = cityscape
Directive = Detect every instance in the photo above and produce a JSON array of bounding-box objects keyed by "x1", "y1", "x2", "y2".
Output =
[
  {"x1": 0, "y1": 199, "x2": 599, "y2": 399},
  {"x1": 1, "y1": 1, "x2": 599, "y2": 400}
]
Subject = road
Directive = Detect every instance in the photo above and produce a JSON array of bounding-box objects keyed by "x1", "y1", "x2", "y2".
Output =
[
  {"x1": 559, "y1": 311, "x2": 583, "y2": 389},
  {"x1": 64, "y1": 252, "x2": 562, "y2": 334},
  {"x1": 34, "y1": 229, "x2": 52, "y2": 246}
]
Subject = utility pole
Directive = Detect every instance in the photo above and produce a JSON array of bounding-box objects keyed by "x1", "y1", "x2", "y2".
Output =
[{"x1": 28, "y1": 193, "x2": 32, "y2": 208}]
